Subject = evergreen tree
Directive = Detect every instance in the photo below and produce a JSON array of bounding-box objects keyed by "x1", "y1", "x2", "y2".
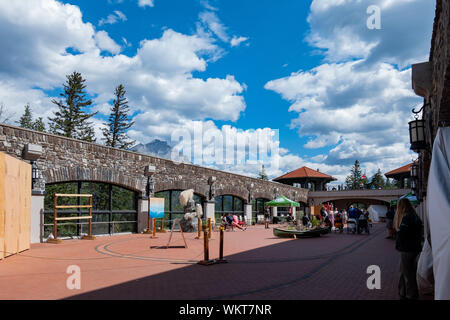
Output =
[
  {"x1": 258, "y1": 165, "x2": 269, "y2": 180},
  {"x1": 370, "y1": 168, "x2": 386, "y2": 189},
  {"x1": 17, "y1": 105, "x2": 46, "y2": 132},
  {"x1": 33, "y1": 117, "x2": 46, "y2": 132},
  {"x1": 17, "y1": 104, "x2": 34, "y2": 129},
  {"x1": 102, "y1": 84, "x2": 135, "y2": 149},
  {"x1": 345, "y1": 160, "x2": 363, "y2": 190},
  {"x1": 48, "y1": 71, "x2": 97, "y2": 142}
]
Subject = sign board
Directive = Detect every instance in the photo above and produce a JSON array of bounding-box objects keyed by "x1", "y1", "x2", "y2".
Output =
[{"x1": 149, "y1": 197, "x2": 165, "y2": 219}]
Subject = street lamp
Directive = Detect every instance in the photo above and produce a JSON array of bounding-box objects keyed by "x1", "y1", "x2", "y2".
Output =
[
  {"x1": 410, "y1": 163, "x2": 419, "y2": 178},
  {"x1": 144, "y1": 165, "x2": 156, "y2": 234},
  {"x1": 273, "y1": 187, "x2": 279, "y2": 199},
  {"x1": 208, "y1": 176, "x2": 216, "y2": 201},
  {"x1": 247, "y1": 182, "x2": 254, "y2": 203},
  {"x1": 409, "y1": 104, "x2": 428, "y2": 152}
]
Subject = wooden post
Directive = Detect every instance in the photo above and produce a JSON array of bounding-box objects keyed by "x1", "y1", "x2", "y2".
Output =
[
  {"x1": 208, "y1": 218, "x2": 212, "y2": 239},
  {"x1": 53, "y1": 194, "x2": 57, "y2": 240},
  {"x1": 195, "y1": 217, "x2": 202, "y2": 239},
  {"x1": 81, "y1": 195, "x2": 96, "y2": 240},
  {"x1": 151, "y1": 218, "x2": 158, "y2": 238},
  {"x1": 216, "y1": 226, "x2": 227, "y2": 263},
  {"x1": 204, "y1": 227, "x2": 209, "y2": 261},
  {"x1": 47, "y1": 194, "x2": 62, "y2": 243}
]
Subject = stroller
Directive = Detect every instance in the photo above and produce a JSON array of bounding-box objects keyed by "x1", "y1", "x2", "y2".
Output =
[
  {"x1": 357, "y1": 214, "x2": 370, "y2": 234},
  {"x1": 334, "y1": 214, "x2": 344, "y2": 233},
  {"x1": 347, "y1": 218, "x2": 357, "y2": 234}
]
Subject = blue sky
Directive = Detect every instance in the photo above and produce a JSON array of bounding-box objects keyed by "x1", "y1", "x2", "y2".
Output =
[{"x1": 0, "y1": 0, "x2": 436, "y2": 183}]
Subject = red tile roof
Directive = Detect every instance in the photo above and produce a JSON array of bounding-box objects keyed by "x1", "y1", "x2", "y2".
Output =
[
  {"x1": 274, "y1": 166, "x2": 336, "y2": 181},
  {"x1": 385, "y1": 163, "x2": 413, "y2": 177}
]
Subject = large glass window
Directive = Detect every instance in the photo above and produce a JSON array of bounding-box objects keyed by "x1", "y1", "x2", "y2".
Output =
[
  {"x1": 44, "y1": 182, "x2": 137, "y2": 238},
  {"x1": 252, "y1": 198, "x2": 270, "y2": 224},
  {"x1": 154, "y1": 190, "x2": 204, "y2": 228},
  {"x1": 215, "y1": 195, "x2": 244, "y2": 220}
]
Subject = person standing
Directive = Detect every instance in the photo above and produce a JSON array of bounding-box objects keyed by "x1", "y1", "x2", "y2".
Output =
[
  {"x1": 385, "y1": 206, "x2": 395, "y2": 239},
  {"x1": 395, "y1": 198, "x2": 423, "y2": 300},
  {"x1": 264, "y1": 207, "x2": 270, "y2": 229}
]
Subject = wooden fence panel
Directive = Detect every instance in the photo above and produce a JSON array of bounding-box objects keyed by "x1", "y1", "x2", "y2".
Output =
[
  {"x1": 0, "y1": 152, "x2": 31, "y2": 260},
  {"x1": 0, "y1": 153, "x2": 5, "y2": 260}
]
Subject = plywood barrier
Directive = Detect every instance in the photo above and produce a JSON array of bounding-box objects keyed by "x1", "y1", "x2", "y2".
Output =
[{"x1": 0, "y1": 152, "x2": 31, "y2": 260}]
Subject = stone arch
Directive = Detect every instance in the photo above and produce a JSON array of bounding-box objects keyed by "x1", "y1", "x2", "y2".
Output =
[
  {"x1": 44, "y1": 166, "x2": 146, "y2": 195},
  {"x1": 252, "y1": 191, "x2": 273, "y2": 201},
  {"x1": 216, "y1": 186, "x2": 248, "y2": 202},
  {"x1": 155, "y1": 180, "x2": 208, "y2": 199}
]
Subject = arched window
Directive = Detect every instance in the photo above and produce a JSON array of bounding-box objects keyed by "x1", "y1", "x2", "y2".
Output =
[
  {"x1": 215, "y1": 195, "x2": 244, "y2": 220},
  {"x1": 252, "y1": 198, "x2": 270, "y2": 224},
  {"x1": 44, "y1": 182, "x2": 137, "y2": 238},
  {"x1": 154, "y1": 190, "x2": 204, "y2": 228}
]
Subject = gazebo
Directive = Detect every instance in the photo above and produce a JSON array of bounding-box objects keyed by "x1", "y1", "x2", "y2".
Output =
[
  {"x1": 385, "y1": 163, "x2": 413, "y2": 189},
  {"x1": 273, "y1": 166, "x2": 336, "y2": 191}
]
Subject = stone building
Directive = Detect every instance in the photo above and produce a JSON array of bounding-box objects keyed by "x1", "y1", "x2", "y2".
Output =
[
  {"x1": 0, "y1": 123, "x2": 308, "y2": 243},
  {"x1": 410, "y1": 0, "x2": 449, "y2": 203}
]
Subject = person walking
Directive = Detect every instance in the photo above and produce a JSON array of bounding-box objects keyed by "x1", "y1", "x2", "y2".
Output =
[{"x1": 394, "y1": 198, "x2": 423, "y2": 300}]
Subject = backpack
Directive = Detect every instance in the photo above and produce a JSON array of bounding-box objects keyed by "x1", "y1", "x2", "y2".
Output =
[{"x1": 396, "y1": 212, "x2": 423, "y2": 252}]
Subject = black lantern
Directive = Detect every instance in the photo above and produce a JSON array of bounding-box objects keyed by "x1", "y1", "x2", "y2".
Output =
[
  {"x1": 409, "y1": 119, "x2": 426, "y2": 152},
  {"x1": 408, "y1": 104, "x2": 428, "y2": 152},
  {"x1": 410, "y1": 179, "x2": 417, "y2": 190},
  {"x1": 410, "y1": 163, "x2": 419, "y2": 178},
  {"x1": 31, "y1": 161, "x2": 39, "y2": 189}
]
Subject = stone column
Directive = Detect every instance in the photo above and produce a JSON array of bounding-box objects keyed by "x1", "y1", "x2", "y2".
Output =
[
  {"x1": 292, "y1": 206, "x2": 297, "y2": 221},
  {"x1": 137, "y1": 196, "x2": 149, "y2": 233},
  {"x1": 30, "y1": 191, "x2": 45, "y2": 243},
  {"x1": 272, "y1": 207, "x2": 278, "y2": 217},
  {"x1": 244, "y1": 204, "x2": 252, "y2": 225}
]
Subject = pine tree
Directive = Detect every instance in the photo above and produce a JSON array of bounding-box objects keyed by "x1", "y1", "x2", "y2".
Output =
[
  {"x1": 48, "y1": 71, "x2": 97, "y2": 142},
  {"x1": 258, "y1": 165, "x2": 269, "y2": 180},
  {"x1": 33, "y1": 117, "x2": 46, "y2": 132},
  {"x1": 17, "y1": 104, "x2": 34, "y2": 129},
  {"x1": 370, "y1": 168, "x2": 386, "y2": 189},
  {"x1": 345, "y1": 160, "x2": 363, "y2": 190},
  {"x1": 102, "y1": 84, "x2": 135, "y2": 149}
]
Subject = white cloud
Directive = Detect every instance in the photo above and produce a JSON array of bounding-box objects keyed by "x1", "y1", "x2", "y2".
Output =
[
  {"x1": 265, "y1": 0, "x2": 433, "y2": 182},
  {"x1": 98, "y1": 10, "x2": 127, "y2": 26},
  {"x1": 197, "y1": 10, "x2": 249, "y2": 47},
  {"x1": 95, "y1": 30, "x2": 121, "y2": 54},
  {"x1": 0, "y1": 0, "x2": 246, "y2": 147},
  {"x1": 230, "y1": 36, "x2": 249, "y2": 47},
  {"x1": 138, "y1": 0, "x2": 154, "y2": 8}
]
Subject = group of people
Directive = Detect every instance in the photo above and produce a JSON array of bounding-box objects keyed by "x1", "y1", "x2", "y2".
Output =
[{"x1": 221, "y1": 213, "x2": 247, "y2": 231}]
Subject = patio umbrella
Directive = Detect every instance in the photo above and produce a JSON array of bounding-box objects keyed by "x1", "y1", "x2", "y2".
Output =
[
  {"x1": 390, "y1": 192, "x2": 419, "y2": 206},
  {"x1": 266, "y1": 195, "x2": 300, "y2": 207}
]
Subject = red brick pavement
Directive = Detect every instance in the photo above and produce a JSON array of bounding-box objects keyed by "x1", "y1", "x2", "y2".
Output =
[{"x1": 0, "y1": 223, "x2": 403, "y2": 300}]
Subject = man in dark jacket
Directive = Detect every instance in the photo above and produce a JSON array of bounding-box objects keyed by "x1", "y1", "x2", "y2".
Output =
[{"x1": 396, "y1": 205, "x2": 423, "y2": 300}]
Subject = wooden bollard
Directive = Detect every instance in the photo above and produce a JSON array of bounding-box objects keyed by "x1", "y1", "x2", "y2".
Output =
[
  {"x1": 151, "y1": 218, "x2": 158, "y2": 238},
  {"x1": 217, "y1": 226, "x2": 228, "y2": 264},
  {"x1": 196, "y1": 217, "x2": 202, "y2": 239},
  {"x1": 208, "y1": 218, "x2": 212, "y2": 239}
]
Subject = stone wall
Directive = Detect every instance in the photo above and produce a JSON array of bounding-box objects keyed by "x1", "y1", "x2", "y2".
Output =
[
  {"x1": 0, "y1": 123, "x2": 308, "y2": 204},
  {"x1": 430, "y1": 0, "x2": 450, "y2": 140}
]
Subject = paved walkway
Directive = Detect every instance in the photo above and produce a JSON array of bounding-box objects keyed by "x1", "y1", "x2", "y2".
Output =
[{"x1": 0, "y1": 223, "x2": 401, "y2": 300}]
